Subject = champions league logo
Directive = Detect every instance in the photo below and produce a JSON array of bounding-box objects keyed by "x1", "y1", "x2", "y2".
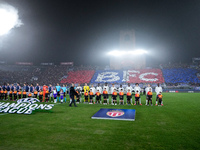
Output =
[
  {"x1": 106, "y1": 110, "x2": 125, "y2": 117},
  {"x1": 0, "y1": 98, "x2": 54, "y2": 115},
  {"x1": 17, "y1": 98, "x2": 40, "y2": 104}
]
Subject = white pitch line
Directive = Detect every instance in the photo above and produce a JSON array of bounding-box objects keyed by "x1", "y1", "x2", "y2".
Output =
[{"x1": 0, "y1": 113, "x2": 9, "y2": 116}]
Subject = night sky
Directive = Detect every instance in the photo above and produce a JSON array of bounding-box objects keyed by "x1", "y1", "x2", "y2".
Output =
[{"x1": 0, "y1": 0, "x2": 200, "y2": 66}]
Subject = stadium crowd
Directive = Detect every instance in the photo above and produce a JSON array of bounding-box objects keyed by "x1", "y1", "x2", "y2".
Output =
[{"x1": 0, "y1": 62, "x2": 200, "y2": 88}]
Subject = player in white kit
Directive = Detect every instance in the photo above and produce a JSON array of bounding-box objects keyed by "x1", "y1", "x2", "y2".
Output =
[
  {"x1": 125, "y1": 83, "x2": 133, "y2": 93},
  {"x1": 103, "y1": 83, "x2": 109, "y2": 103},
  {"x1": 134, "y1": 83, "x2": 142, "y2": 105},
  {"x1": 110, "y1": 84, "x2": 116, "y2": 94},
  {"x1": 76, "y1": 84, "x2": 82, "y2": 102},
  {"x1": 90, "y1": 84, "x2": 96, "y2": 94},
  {"x1": 110, "y1": 84, "x2": 116, "y2": 105},
  {"x1": 118, "y1": 84, "x2": 124, "y2": 93},
  {"x1": 96, "y1": 83, "x2": 102, "y2": 94},
  {"x1": 155, "y1": 83, "x2": 163, "y2": 105},
  {"x1": 145, "y1": 84, "x2": 152, "y2": 105},
  {"x1": 90, "y1": 84, "x2": 96, "y2": 103}
]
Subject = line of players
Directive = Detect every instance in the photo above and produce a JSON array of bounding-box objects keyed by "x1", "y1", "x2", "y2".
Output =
[
  {"x1": 0, "y1": 82, "x2": 163, "y2": 106},
  {"x1": 0, "y1": 83, "x2": 68, "y2": 103},
  {"x1": 77, "y1": 83, "x2": 163, "y2": 106},
  {"x1": 0, "y1": 88, "x2": 69, "y2": 103}
]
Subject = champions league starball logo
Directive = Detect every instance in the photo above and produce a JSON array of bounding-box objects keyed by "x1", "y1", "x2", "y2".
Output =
[
  {"x1": 0, "y1": 98, "x2": 54, "y2": 115},
  {"x1": 106, "y1": 110, "x2": 125, "y2": 117},
  {"x1": 17, "y1": 98, "x2": 40, "y2": 104}
]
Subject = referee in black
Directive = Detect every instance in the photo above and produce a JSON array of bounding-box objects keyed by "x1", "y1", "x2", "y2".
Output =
[{"x1": 69, "y1": 83, "x2": 78, "y2": 107}]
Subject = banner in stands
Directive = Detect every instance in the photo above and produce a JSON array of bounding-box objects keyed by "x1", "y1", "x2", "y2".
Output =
[
  {"x1": 90, "y1": 70, "x2": 124, "y2": 83},
  {"x1": 162, "y1": 68, "x2": 200, "y2": 83},
  {"x1": 90, "y1": 69, "x2": 164, "y2": 83},
  {"x1": 40, "y1": 63, "x2": 54, "y2": 65},
  {"x1": 60, "y1": 62, "x2": 74, "y2": 66},
  {"x1": 16, "y1": 62, "x2": 33, "y2": 65},
  {"x1": 60, "y1": 75, "x2": 68, "y2": 83},
  {"x1": 62, "y1": 70, "x2": 95, "y2": 84},
  {"x1": 125, "y1": 69, "x2": 164, "y2": 83}
]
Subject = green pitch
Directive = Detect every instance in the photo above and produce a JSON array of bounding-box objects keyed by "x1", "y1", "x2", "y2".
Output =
[{"x1": 0, "y1": 93, "x2": 200, "y2": 150}]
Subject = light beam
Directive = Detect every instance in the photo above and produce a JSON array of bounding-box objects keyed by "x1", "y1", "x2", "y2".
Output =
[
  {"x1": 0, "y1": 4, "x2": 23, "y2": 36},
  {"x1": 108, "y1": 49, "x2": 148, "y2": 56}
]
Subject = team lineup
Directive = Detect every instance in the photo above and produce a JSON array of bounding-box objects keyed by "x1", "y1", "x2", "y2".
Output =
[{"x1": 0, "y1": 82, "x2": 163, "y2": 106}]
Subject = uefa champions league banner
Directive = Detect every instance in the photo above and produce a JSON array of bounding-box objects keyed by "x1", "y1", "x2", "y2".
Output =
[
  {"x1": 90, "y1": 70, "x2": 124, "y2": 83},
  {"x1": 0, "y1": 98, "x2": 54, "y2": 115},
  {"x1": 125, "y1": 69, "x2": 164, "y2": 83}
]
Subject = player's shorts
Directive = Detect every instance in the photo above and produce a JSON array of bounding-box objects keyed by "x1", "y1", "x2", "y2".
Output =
[
  {"x1": 147, "y1": 97, "x2": 151, "y2": 101},
  {"x1": 112, "y1": 97, "x2": 117, "y2": 100},
  {"x1": 57, "y1": 91, "x2": 60, "y2": 96},
  {"x1": 120, "y1": 96, "x2": 123, "y2": 100},
  {"x1": 60, "y1": 96, "x2": 64, "y2": 99},
  {"x1": 96, "y1": 97, "x2": 100, "y2": 101},
  {"x1": 147, "y1": 96, "x2": 152, "y2": 100},
  {"x1": 159, "y1": 99, "x2": 162, "y2": 103},
  {"x1": 127, "y1": 98, "x2": 131, "y2": 101},
  {"x1": 64, "y1": 92, "x2": 66, "y2": 97},
  {"x1": 127, "y1": 96, "x2": 131, "y2": 100},
  {"x1": 85, "y1": 96, "x2": 88, "y2": 100},
  {"x1": 135, "y1": 97, "x2": 139, "y2": 101},
  {"x1": 53, "y1": 94, "x2": 57, "y2": 98},
  {"x1": 103, "y1": 95, "x2": 108, "y2": 99},
  {"x1": 90, "y1": 95, "x2": 94, "y2": 99}
]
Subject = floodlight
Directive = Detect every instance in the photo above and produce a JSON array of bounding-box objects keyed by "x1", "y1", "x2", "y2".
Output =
[
  {"x1": 108, "y1": 49, "x2": 148, "y2": 56},
  {"x1": 0, "y1": 5, "x2": 22, "y2": 36}
]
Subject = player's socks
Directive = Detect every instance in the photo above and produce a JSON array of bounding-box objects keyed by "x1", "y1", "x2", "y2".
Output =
[
  {"x1": 146, "y1": 100, "x2": 148, "y2": 105},
  {"x1": 65, "y1": 97, "x2": 66, "y2": 103}
]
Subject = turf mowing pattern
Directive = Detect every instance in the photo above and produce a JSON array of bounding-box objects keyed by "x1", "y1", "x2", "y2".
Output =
[{"x1": 0, "y1": 93, "x2": 200, "y2": 150}]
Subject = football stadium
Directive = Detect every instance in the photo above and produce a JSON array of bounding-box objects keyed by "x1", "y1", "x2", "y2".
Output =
[{"x1": 0, "y1": 1, "x2": 200, "y2": 150}]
